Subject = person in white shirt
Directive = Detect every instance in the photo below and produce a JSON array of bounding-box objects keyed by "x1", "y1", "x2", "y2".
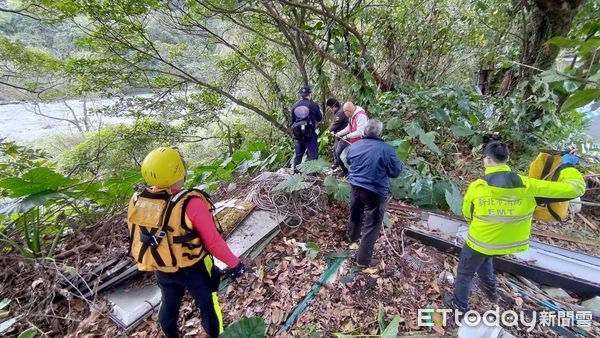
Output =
[{"x1": 335, "y1": 102, "x2": 369, "y2": 176}]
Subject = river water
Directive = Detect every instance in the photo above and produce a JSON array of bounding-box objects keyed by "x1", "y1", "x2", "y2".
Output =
[{"x1": 0, "y1": 98, "x2": 133, "y2": 142}]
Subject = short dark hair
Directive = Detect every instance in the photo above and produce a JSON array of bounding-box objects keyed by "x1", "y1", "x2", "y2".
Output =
[
  {"x1": 482, "y1": 141, "x2": 509, "y2": 163},
  {"x1": 326, "y1": 98, "x2": 340, "y2": 108}
]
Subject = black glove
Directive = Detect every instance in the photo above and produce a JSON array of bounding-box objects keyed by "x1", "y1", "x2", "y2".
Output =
[{"x1": 230, "y1": 262, "x2": 245, "y2": 281}]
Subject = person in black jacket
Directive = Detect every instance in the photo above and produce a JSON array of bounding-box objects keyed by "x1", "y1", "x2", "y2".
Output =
[
  {"x1": 326, "y1": 98, "x2": 349, "y2": 173},
  {"x1": 290, "y1": 86, "x2": 322, "y2": 169}
]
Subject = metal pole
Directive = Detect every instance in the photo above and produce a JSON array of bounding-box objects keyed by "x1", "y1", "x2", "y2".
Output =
[{"x1": 571, "y1": 200, "x2": 600, "y2": 207}]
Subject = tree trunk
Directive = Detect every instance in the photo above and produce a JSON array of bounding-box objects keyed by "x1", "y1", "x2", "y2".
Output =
[
  {"x1": 522, "y1": 0, "x2": 584, "y2": 79},
  {"x1": 520, "y1": 0, "x2": 585, "y2": 123}
]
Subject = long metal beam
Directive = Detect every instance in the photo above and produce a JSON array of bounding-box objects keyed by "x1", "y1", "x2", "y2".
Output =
[
  {"x1": 404, "y1": 228, "x2": 600, "y2": 298},
  {"x1": 423, "y1": 213, "x2": 600, "y2": 285}
]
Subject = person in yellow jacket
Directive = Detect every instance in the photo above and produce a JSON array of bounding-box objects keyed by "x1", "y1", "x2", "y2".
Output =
[
  {"x1": 127, "y1": 147, "x2": 245, "y2": 338},
  {"x1": 443, "y1": 141, "x2": 585, "y2": 311}
]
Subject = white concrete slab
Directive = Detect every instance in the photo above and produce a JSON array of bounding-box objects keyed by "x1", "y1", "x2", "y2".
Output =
[
  {"x1": 423, "y1": 213, "x2": 468, "y2": 239},
  {"x1": 214, "y1": 210, "x2": 285, "y2": 270},
  {"x1": 107, "y1": 284, "x2": 161, "y2": 330},
  {"x1": 107, "y1": 208, "x2": 285, "y2": 331}
]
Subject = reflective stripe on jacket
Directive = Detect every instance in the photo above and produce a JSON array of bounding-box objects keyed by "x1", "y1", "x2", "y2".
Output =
[{"x1": 462, "y1": 164, "x2": 585, "y2": 256}]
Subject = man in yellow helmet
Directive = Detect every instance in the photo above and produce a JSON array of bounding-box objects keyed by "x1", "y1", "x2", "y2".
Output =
[
  {"x1": 443, "y1": 141, "x2": 585, "y2": 312},
  {"x1": 127, "y1": 147, "x2": 244, "y2": 338}
]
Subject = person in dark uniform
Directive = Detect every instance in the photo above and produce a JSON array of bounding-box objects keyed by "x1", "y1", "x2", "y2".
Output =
[
  {"x1": 326, "y1": 98, "x2": 349, "y2": 173},
  {"x1": 290, "y1": 86, "x2": 322, "y2": 169}
]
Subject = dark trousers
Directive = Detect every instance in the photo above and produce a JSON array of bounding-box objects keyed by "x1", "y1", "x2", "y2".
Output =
[
  {"x1": 453, "y1": 244, "x2": 497, "y2": 310},
  {"x1": 348, "y1": 185, "x2": 386, "y2": 265},
  {"x1": 294, "y1": 135, "x2": 319, "y2": 167},
  {"x1": 155, "y1": 258, "x2": 222, "y2": 338},
  {"x1": 332, "y1": 138, "x2": 349, "y2": 174}
]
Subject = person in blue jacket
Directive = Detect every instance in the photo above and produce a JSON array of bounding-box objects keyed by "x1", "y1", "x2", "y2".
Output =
[
  {"x1": 346, "y1": 119, "x2": 403, "y2": 267},
  {"x1": 290, "y1": 86, "x2": 322, "y2": 169}
]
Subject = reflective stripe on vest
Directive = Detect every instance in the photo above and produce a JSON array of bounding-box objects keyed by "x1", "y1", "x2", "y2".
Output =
[
  {"x1": 467, "y1": 234, "x2": 529, "y2": 250},
  {"x1": 562, "y1": 179, "x2": 585, "y2": 196},
  {"x1": 473, "y1": 213, "x2": 534, "y2": 224}
]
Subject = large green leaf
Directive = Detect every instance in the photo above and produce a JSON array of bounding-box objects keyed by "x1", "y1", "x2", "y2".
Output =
[
  {"x1": 377, "y1": 303, "x2": 386, "y2": 332},
  {"x1": 0, "y1": 168, "x2": 76, "y2": 197},
  {"x1": 546, "y1": 36, "x2": 580, "y2": 48},
  {"x1": 577, "y1": 37, "x2": 600, "y2": 55},
  {"x1": 450, "y1": 124, "x2": 474, "y2": 137},
  {"x1": 404, "y1": 122, "x2": 422, "y2": 138},
  {"x1": 386, "y1": 116, "x2": 403, "y2": 130},
  {"x1": 418, "y1": 132, "x2": 442, "y2": 155},
  {"x1": 444, "y1": 184, "x2": 463, "y2": 215},
  {"x1": 412, "y1": 178, "x2": 435, "y2": 207},
  {"x1": 469, "y1": 135, "x2": 484, "y2": 147},
  {"x1": 404, "y1": 123, "x2": 441, "y2": 155},
  {"x1": 390, "y1": 178, "x2": 408, "y2": 199},
  {"x1": 389, "y1": 139, "x2": 411, "y2": 161},
  {"x1": 18, "y1": 328, "x2": 37, "y2": 338},
  {"x1": 323, "y1": 176, "x2": 351, "y2": 201},
  {"x1": 432, "y1": 180, "x2": 453, "y2": 209},
  {"x1": 390, "y1": 169, "x2": 419, "y2": 199},
  {"x1": 0, "y1": 192, "x2": 65, "y2": 215},
  {"x1": 247, "y1": 141, "x2": 268, "y2": 152},
  {"x1": 297, "y1": 159, "x2": 331, "y2": 174},
  {"x1": 380, "y1": 315, "x2": 403, "y2": 338},
  {"x1": 232, "y1": 150, "x2": 252, "y2": 163},
  {"x1": 432, "y1": 108, "x2": 450, "y2": 123},
  {"x1": 274, "y1": 174, "x2": 312, "y2": 193},
  {"x1": 220, "y1": 317, "x2": 266, "y2": 338},
  {"x1": 561, "y1": 88, "x2": 600, "y2": 112}
]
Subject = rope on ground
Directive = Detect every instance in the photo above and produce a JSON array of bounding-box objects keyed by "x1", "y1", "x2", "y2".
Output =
[
  {"x1": 248, "y1": 173, "x2": 325, "y2": 231},
  {"x1": 383, "y1": 226, "x2": 406, "y2": 258},
  {"x1": 383, "y1": 225, "x2": 433, "y2": 266}
]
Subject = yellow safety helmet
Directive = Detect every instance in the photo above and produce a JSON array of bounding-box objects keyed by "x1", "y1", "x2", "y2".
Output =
[{"x1": 141, "y1": 147, "x2": 186, "y2": 188}]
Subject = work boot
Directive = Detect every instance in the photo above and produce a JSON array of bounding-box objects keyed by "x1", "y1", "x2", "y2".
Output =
[
  {"x1": 442, "y1": 292, "x2": 468, "y2": 314},
  {"x1": 356, "y1": 258, "x2": 380, "y2": 268},
  {"x1": 476, "y1": 278, "x2": 499, "y2": 303},
  {"x1": 345, "y1": 233, "x2": 359, "y2": 244}
]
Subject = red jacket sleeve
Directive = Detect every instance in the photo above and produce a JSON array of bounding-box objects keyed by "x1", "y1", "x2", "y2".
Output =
[{"x1": 185, "y1": 197, "x2": 240, "y2": 268}]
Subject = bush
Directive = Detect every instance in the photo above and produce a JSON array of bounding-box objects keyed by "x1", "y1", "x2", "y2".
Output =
[{"x1": 60, "y1": 120, "x2": 183, "y2": 178}]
